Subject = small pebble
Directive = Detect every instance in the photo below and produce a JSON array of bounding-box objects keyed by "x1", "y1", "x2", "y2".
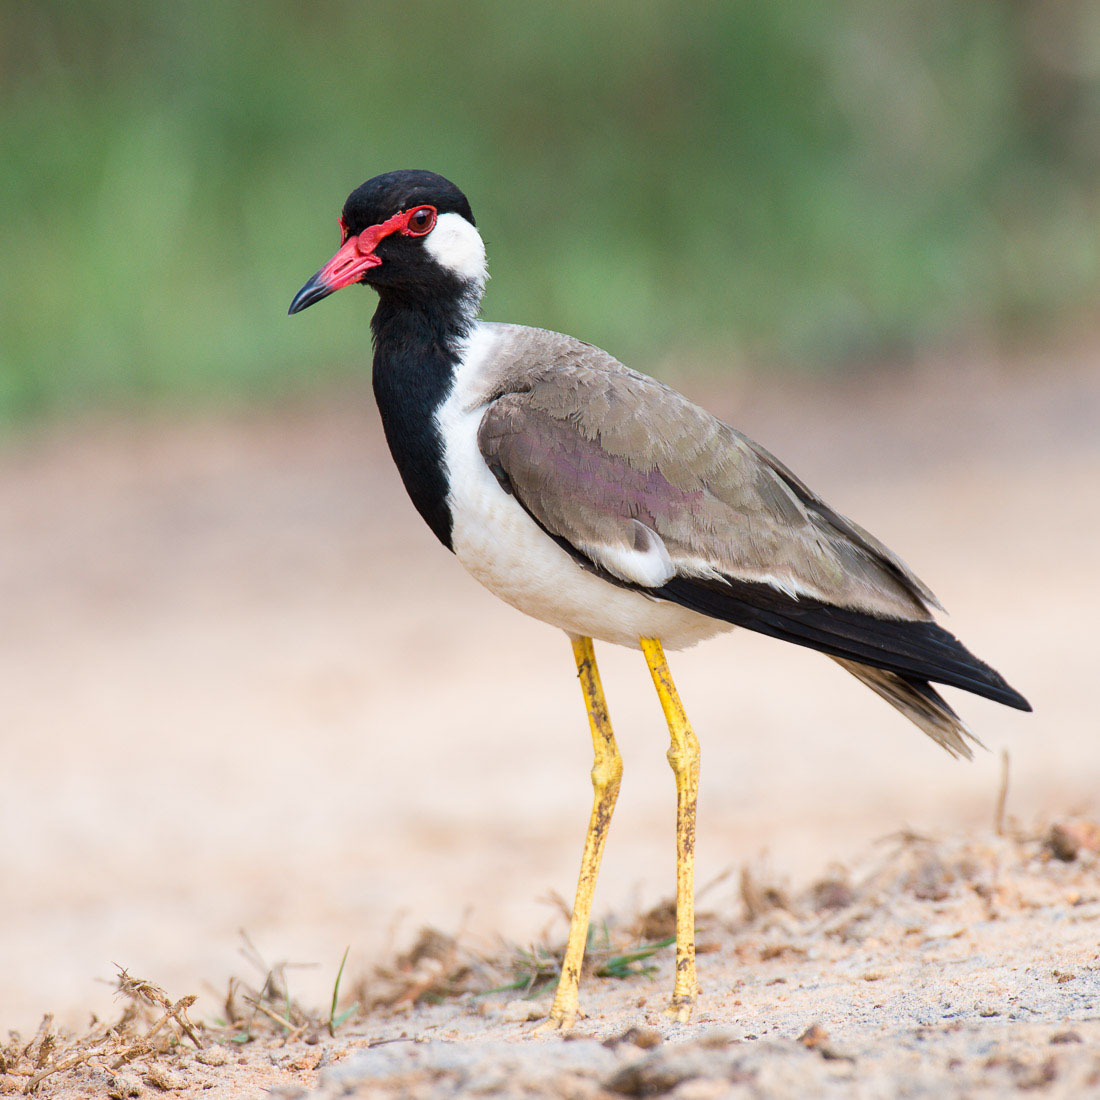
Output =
[
  {"x1": 1046, "y1": 820, "x2": 1100, "y2": 861},
  {"x1": 797, "y1": 1023, "x2": 830, "y2": 1051},
  {"x1": 107, "y1": 1072, "x2": 143, "y2": 1098},
  {"x1": 1050, "y1": 1030, "x2": 1082, "y2": 1045},
  {"x1": 144, "y1": 1066, "x2": 186, "y2": 1091},
  {"x1": 604, "y1": 1026, "x2": 663, "y2": 1050},
  {"x1": 797, "y1": 1023, "x2": 855, "y2": 1062}
]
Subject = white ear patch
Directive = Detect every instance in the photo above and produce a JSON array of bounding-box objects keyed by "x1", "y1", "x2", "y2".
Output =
[{"x1": 424, "y1": 212, "x2": 487, "y2": 286}]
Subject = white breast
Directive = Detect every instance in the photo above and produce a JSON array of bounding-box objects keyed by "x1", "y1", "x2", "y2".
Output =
[{"x1": 434, "y1": 323, "x2": 728, "y2": 651}]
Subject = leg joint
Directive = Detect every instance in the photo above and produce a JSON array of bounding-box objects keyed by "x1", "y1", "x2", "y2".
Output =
[
  {"x1": 666, "y1": 734, "x2": 700, "y2": 776},
  {"x1": 590, "y1": 754, "x2": 623, "y2": 792}
]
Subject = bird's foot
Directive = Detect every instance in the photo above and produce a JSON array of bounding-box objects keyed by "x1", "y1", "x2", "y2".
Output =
[
  {"x1": 664, "y1": 996, "x2": 695, "y2": 1024},
  {"x1": 532, "y1": 1004, "x2": 584, "y2": 1036}
]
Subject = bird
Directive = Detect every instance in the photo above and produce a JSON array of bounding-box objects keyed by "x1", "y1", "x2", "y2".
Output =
[{"x1": 289, "y1": 169, "x2": 1030, "y2": 1030}]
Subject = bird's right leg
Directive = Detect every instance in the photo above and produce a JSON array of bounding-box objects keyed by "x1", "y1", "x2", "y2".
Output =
[
  {"x1": 640, "y1": 636, "x2": 700, "y2": 1022},
  {"x1": 542, "y1": 635, "x2": 622, "y2": 1032}
]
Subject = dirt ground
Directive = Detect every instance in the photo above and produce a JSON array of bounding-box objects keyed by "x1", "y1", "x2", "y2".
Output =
[{"x1": 2, "y1": 339, "x2": 1098, "y2": 1097}]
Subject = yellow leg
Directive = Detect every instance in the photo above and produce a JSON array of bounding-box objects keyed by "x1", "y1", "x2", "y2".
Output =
[
  {"x1": 543, "y1": 636, "x2": 622, "y2": 1031},
  {"x1": 640, "y1": 637, "x2": 700, "y2": 1022}
]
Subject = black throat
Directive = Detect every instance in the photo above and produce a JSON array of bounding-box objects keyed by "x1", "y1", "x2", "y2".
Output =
[{"x1": 370, "y1": 285, "x2": 477, "y2": 551}]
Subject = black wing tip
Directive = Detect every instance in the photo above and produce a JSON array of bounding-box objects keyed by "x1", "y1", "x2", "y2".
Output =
[
  {"x1": 999, "y1": 685, "x2": 1032, "y2": 713},
  {"x1": 962, "y1": 656, "x2": 1032, "y2": 713},
  {"x1": 940, "y1": 674, "x2": 1031, "y2": 714},
  {"x1": 659, "y1": 574, "x2": 1033, "y2": 714},
  {"x1": 972, "y1": 677, "x2": 1032, "y2": 713}
]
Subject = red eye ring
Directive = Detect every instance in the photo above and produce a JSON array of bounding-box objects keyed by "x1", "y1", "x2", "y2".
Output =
[
  {"x1": 338, "y1": 214, "x2": 350, "y2": 244},
  {"x1": 402, "y1": 206, "x2": 437, "y2": 237}
]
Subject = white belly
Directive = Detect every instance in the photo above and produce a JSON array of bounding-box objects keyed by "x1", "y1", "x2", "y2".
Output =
[
  {"x1": 450, "y1": 480, "x2": 725, "y2": 650},
  {"x1": 436, "y1": 326, "x2": 727, "y2": 651}
]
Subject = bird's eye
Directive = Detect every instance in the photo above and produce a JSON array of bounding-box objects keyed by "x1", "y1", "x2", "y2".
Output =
[
  {"x1": 338, "y1": 215, "x2": 350, "y2": 244},
  {"x1": 404, "y1": 206, "x2": 437, "y2": 237}
]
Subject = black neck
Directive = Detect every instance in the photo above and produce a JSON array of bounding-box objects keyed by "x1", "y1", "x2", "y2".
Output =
[{"x1": 370, "y1": 286, "x2": 478, "y2": 551}]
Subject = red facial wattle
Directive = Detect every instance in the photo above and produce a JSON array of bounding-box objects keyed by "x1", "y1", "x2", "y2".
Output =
[{"x1": 289, "y1": 205, "x2": 438, "y2": 314}]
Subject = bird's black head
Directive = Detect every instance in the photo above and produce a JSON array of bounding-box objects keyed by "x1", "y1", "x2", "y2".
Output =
[
  {"x1": 340, "y1": 170, "x2": 475, "y2": 236},
  {"x1": 289, "y1": 170, "x2": 484, "y2": 315}
]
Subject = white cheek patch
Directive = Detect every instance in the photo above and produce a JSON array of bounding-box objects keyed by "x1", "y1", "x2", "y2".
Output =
[{"x1": 424, "y1": 212, "x2": 487, "y2": 286}]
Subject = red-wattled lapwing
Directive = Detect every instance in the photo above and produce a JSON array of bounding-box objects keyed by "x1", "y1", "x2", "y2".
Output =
[{"x1": 289, "y1": 169, "x2": 1030, "y2": 1029}]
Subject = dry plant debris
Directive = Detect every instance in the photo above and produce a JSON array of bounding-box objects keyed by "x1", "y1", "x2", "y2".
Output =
[
  {"x1": 6, "y1": 820, "x2": 1100, "y2": 1098},
  {"x1": 356, "y1": 926, "x2": 489, "y2": 1010},
  {"x1": 0, "y1": 937, "x2": 358, "y2": 1098},
  {"x1": 356, "y1": 918, "x2": 683, "y2": 1013},
  {"x1": 0, "y1": 969, "x2": 201, "y2": 1095}
]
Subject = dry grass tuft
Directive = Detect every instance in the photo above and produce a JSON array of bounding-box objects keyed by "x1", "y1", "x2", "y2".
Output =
[
  {"x1": 0, "y1": 934, "x2": 359, "y2": 1097},
  {"x1": 351, "y1": 908, "x2": 687, "y2": 1013},
  {"x1": 0, "y1": 969, "x2": 202, "y2": 1095},
  {"x1": 491, "y1": 920, "x2": 680, "y2": 998},
  {"x1": 207, "y1": 931, "x2": 341, "y2": 1045},
  {"x1": 727, "y1": 818, "x2": 1100, "y2": 963},
  {"x1": 739, "y1": 864, "x2": 792, "y2": 922},
  {"x1": 356, "y1": 926, "x2": 495, "y2": 1011}
]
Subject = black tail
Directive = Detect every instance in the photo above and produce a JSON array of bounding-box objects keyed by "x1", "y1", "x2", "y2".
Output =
[
  {"x1": 657, "y1": 575, "x2": 1031, "y2": 712},
  {"x1": 833, "y1": 659, "x2": 982, "y2": 757}
]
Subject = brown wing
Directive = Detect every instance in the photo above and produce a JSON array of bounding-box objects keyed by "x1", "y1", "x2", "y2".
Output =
[
  {"x1": 474, "y1": 325, "x2": 1029, "y2": 714},
  {"x1": 476, "y1": 345, "x2": 933, "y2": 619}
]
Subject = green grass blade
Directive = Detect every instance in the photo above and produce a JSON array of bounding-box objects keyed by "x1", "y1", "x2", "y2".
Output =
[{"x1": 329, "y1": 945, "x2": 353, "y2": 1037}]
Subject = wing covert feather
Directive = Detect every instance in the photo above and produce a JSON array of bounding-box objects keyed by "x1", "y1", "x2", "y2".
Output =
[{"x1": 474, "y1": 331, "x2": 936, "y2": 620}]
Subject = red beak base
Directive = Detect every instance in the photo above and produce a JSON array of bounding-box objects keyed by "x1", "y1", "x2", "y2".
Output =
[
  {"x1": 288, "y1": 234, "x2": 381, "y2": 314},
  {"x1": 288, "y1": 205, "x2": 437, "y2": 315}
]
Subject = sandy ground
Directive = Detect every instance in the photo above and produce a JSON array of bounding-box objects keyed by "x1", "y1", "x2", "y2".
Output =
[{"x1": 2, "y1": 339, "x2": 1098, "y2": 1095}]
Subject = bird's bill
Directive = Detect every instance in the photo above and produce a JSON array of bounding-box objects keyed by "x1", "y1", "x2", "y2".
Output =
[
  {"x1": 288, "y1": 233, "x2": 382, "y2": 315},
  {"x1": 289, "y1": 207, "x2": 428, "y2": 314}
]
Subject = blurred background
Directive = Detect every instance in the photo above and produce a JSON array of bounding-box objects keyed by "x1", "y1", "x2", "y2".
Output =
[
  {"x1": 1, "y1": 0, "x2": 1098, "y2": 1034},
  {"x1": 2, "y1": 1, "x2": 1098, "y2": 418}
]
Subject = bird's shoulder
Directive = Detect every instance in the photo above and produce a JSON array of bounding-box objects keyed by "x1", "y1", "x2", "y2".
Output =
[{"x1": 472, "y1": 322, "x2": 726, "y2": 469}]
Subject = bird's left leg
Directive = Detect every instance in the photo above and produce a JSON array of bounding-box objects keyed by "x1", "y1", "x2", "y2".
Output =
[
  {"x1": 640, "y1": 637, "x2": 700, "y2": 1022},
  {"x1": 540, "y1": 635, "x2": 622, "y2": 1032}
]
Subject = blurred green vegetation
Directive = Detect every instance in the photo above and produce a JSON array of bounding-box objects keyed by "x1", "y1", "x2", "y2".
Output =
[{"x1": 1, "y1": 1, "x2": 1097, "y2": 422}]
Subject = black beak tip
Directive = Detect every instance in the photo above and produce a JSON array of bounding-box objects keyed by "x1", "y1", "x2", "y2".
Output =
[{"x1": 288, "y1": 272, "x2": 332, "y2": 316}]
